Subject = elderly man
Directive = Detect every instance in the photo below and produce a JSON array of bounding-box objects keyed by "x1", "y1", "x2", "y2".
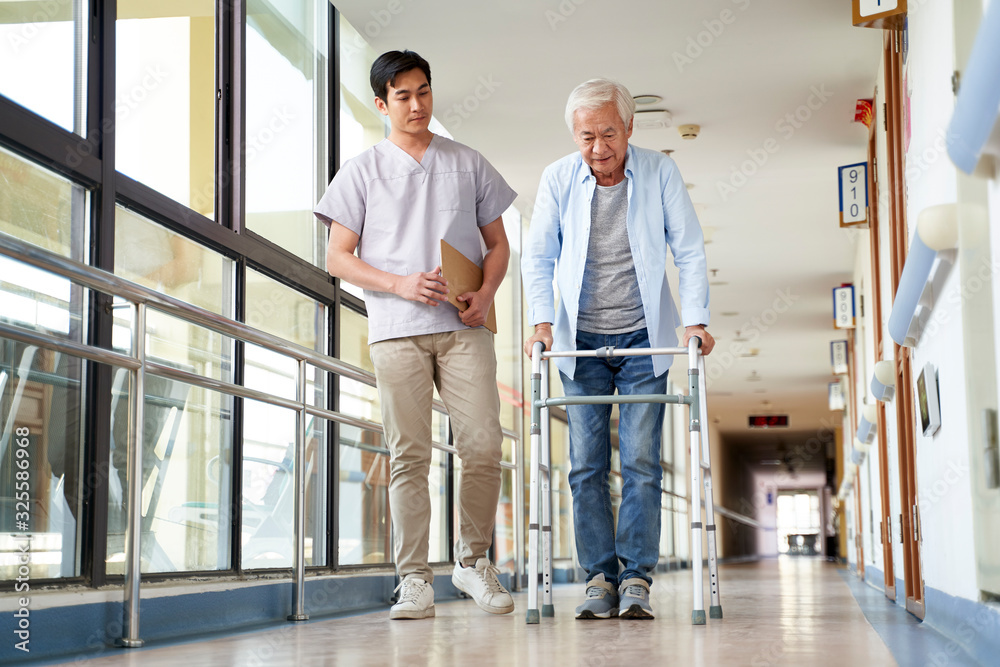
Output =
[
  {"x1": 522, "y1": 78, "x2": 715, "y2": 620},
  {"x1": 316, "y1": 50, "x2": 515, "y2": 620}
]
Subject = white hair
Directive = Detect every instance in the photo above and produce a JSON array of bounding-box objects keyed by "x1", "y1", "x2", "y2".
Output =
[{"x1": 564, "y1": 79, "x2": 636, "y2": 133}]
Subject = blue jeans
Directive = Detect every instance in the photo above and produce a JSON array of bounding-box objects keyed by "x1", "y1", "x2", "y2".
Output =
[{"x1": 561, "y1": 329, "x2": 666, "y2": 587}]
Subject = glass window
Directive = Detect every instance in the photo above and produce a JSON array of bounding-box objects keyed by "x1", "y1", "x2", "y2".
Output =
[
  {"x1": 494, "y1": 207, "x2": 521, "y2": 433},
  {"x1": 417, "y1": 412, "x2": 449, "y2": 565},
  {"x1": 106, "y1": 375, "x2": 234, "y2": 574},
  {"x1": 493, "y1": 451, "x2": 516, "y2": 574},
  {"x1": 116, "y1": 1, "x2": 216, "y2": 218},
  {"x1": 661, "y1": 472, "x2": 675, "y2": 560},
  {"x1": 242, "y1": 269, "x2": 327, "y2": 567},
  {"x1": 246, "y1": 0, "x2": 329, "y2": 269},
  {"x1": 0, "y1": 342, "x2": 87, "y2": 579},
  {"x1": 0, "y1": 146, "x2": 89, "y2": 263},
  {"x1": 0, "y1": 148, "x2": 89, "y2": 581},
  {"x1": 337, "y1": 14, "x2": 386, "y2": 167},
  {"x1": 0, "y1": 1, "x2": 87, "y2": 135},
  {"x1": 113, "y1": 206, "x2": 234, "y2": 382},
  {"x1": 550, "y1": 418, "x2": 573, "y2": 560},
  {"x1": 338, "y1": 306, "x2": 380, "y2": 422},
  {"x1": 245, "y1": 268, "x2": 323, "y2": 350},
  {"x1": 241, "y1": 399, "x2": 300, "y2": 569},
  {"x1": 110, "y1": 208, "x2": 240, "y2": 574},
  {"x1": 427, "y1": 447, "x2": 449, "y2": 564},
  {"x1": 336, "y1": 14, "x2": 387, "y2": 301},
  {"x1": 662, "y1": 393, "x2": 674, "y2": 466},
  {"x1": 776, "y1": 491, "x2": 822, "y2": 555},
  {"x1": 338, "y1": 424, "x2": 389, "y2": 565}
]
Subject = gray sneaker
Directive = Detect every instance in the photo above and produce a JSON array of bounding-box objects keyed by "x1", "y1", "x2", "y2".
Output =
[
  {"x1": 575, "y1": 573, "x2": 619, "y2": 619},
  {"x1": 618, "y1": 577, "x2": 654, "y2": 619}
]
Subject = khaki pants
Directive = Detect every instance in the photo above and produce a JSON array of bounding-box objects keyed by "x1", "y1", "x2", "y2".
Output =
[{"x1": 370, "y1": 328, "x2": 503, "y2": 584}]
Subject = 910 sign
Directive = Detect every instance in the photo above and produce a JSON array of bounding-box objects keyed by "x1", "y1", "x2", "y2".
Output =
[{"x1": 748, "y1": 415, "x2": 789, "y2": 429}]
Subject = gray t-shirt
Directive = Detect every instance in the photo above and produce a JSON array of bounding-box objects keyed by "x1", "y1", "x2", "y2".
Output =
[
  {"x1": 314, "y1": 135, "x2": 516, "y2": 343},
  {"x1": 576, "y1": 178, "x2": 646, "y2": 334}
]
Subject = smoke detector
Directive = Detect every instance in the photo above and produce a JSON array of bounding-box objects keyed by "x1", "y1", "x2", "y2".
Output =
[
  {"x1": 634, "y1": 109, "x2": 673, "y2": 130},
  {"x1": 678, "y1": 124, "x2": 700, "y2": 140}
]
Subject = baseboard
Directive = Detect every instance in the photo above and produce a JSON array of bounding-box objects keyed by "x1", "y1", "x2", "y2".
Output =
[
  {"x1": 0, "y1": 569, "x2": 512, "y2": 666},
  {"x1": 922, "y1": 586, "x2": 1000, "y2": 666}
]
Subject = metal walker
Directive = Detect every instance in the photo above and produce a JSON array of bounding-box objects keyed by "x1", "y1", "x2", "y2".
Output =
[{"x1": 525, "y1": 338, "x2": 723, "y2": 625}]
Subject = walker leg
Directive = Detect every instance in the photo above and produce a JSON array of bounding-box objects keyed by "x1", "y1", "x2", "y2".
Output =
[
  {"x1": 527, "y1": 346, "x2": 543, "y2": 624},
  {"x1": 540, "y1": 360, "x2": 554, "y2": 617},
  {"x1": 688, "y1": 343, "x2": 705, "y2": 625},
  {"x1": 699, "y1": 357, "x2": 723, "y2": 619}
]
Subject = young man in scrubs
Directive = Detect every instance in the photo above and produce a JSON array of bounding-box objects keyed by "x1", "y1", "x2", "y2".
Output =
[{"x1": 315, "y1": 50, "x2": 516, "y2": 620}]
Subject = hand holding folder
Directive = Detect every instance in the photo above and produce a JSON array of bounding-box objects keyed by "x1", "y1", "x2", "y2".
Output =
[{"x1": 439, "y1": 240, "x2": 498, "y2": 334}]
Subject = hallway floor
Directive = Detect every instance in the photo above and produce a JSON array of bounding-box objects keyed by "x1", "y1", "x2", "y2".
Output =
[{"x1": 68, "y1": 558, "x2": 970, "y2": 666}]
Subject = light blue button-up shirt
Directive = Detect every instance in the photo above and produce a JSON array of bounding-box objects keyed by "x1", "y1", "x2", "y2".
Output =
[{"x1": 522, "y1": 144, "x2": 710, "y2": 379}]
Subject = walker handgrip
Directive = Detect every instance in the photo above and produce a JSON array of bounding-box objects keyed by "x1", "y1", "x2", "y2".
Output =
[{"x1": 531, "y1": 340, "x2": 546, "y2": 366}]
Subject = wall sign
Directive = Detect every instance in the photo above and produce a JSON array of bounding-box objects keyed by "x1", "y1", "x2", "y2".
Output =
[
  {"x1": 829, "y1": 381, "x2": 846, "y2": 411},
  {"x1": 838, "y1": 162, "x2": 868, "y2": 227},
  {"x1": 833, "y1": 285, "x2": 856, "y2": 329},
  {"x1": 852, "y1": 0, "x2": 907, "y2": 29},
  {"x1": 831, "y1": 340, "x2": 849, "y2": 375}
]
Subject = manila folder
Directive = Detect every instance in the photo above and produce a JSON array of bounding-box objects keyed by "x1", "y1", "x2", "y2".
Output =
[{"x1": 439, "y1": 239, "x2": 497, "y2": 334}]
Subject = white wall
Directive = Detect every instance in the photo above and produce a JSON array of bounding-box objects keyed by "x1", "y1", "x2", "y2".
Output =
[
  {"x1": 847, "y1": 0, "x2": 986, "y2": 603},
  {"x1": 905, "y1": 0, "x2": 980, "y2": 602}
]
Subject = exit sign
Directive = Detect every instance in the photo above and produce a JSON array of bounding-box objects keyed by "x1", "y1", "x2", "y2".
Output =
[{"x1": 748, "y1": 415, "x2": 789, "y2": 429}]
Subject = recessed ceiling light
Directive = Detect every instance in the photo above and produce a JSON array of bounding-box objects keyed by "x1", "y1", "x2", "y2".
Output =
[
  {"x1": 633, "y1": 94, "x2": 662, "y2": 105},
  {"x1": 709, "y1": 281, "x2": 728, "y2": 286},
  {"x1": 721, "y1": 311, "x2": 739, "y2": 317}
]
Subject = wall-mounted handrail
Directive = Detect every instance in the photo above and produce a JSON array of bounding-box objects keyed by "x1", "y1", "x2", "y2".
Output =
[
  {"x1": 0, "y1": 231, "x2": 520, "y2": 644},
  {"x1": 946, "y1": 0, "x2": 1000, "y2": 174},
  {"x1": 887, "y1": 205, "x2": 958, "y2": 347}
]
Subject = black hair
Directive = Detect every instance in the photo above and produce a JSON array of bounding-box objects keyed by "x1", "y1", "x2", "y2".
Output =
[{"x1": 370, "y1": 50, "x2": 432, "y2": 102}]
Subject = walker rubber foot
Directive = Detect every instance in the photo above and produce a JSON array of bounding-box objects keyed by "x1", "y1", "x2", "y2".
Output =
[
  {"x1": 526, "y1": 609, "x2": 540, "y2": 624},
  {"x1": 692, "y1": 610, "x2": 706, "y2": 625},
  {"x1": 709, "y1": 605, "x2": 723, "y2": 619},
  {"x1": 542, "y1": 604, "x2": 555, "y2": 617}
]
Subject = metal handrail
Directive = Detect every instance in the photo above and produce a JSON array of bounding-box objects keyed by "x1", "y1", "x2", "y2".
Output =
[
  {"x1": 0, "y1": 231, "x2": 462, "y2": 411},
  {"x1": 0, "y1": 231, "x2": 521, "y2": 644},
  {"x1": 605, "y1": 459, "x2": 763, "y2": 529}
]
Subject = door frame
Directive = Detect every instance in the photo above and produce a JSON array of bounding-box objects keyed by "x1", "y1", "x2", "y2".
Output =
[
  {"x1": 866, "y1": 105, "x2": 896, "y2": 602},
  {"x1": 883, "y1": 29, "x2": 925, "y2": 619}
]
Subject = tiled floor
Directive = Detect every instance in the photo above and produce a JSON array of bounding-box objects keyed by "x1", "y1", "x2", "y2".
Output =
[{"x1": 73, "y1": 558, "x2": 901, "y2": 666}]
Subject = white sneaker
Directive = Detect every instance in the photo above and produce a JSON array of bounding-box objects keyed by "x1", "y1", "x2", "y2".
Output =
[
  {"x1": 390, "y1": 577, "x2": 435, "y2": 620},
  {"x1": 452, "y1": 558, "x2": 514, "y2": 615}
]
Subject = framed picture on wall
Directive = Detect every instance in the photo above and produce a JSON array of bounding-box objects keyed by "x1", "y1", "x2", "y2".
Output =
[{"x1": 916, "y1": 362, "x2": 941, "y2": 437}]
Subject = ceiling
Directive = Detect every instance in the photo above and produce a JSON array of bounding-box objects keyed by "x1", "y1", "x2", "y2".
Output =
[{"x1": 334, "y1": 0, "x2": 884, "y2": 448}]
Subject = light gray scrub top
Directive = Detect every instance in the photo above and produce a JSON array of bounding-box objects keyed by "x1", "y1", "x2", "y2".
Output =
[{"x1": 314, "y1": 134, "x2": 516, "y2": 344}]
